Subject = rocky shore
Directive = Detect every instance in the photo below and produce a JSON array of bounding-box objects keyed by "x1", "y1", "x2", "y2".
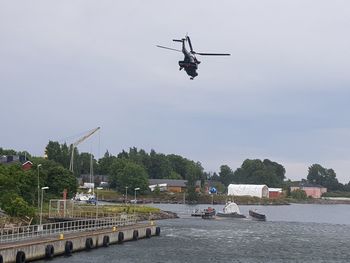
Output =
[{"x1": 137, "y1": 210, "x2": 179, "y2": 221}]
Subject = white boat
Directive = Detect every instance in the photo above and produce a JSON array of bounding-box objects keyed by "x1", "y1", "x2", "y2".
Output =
[
  {"x1": 72, "y1": 192, "x2": 96, "y2": 204},
  {"x1": 72, "y1": 151, "x2": 97, "y2": 204},
  {"x1": 216, "y1": 201, "x2": 246, "y2": 218}
]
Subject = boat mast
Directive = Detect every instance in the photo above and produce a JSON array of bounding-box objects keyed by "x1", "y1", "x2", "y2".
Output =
[{"x1": 90, "y1": 152, "x2": 94, "y2": 195}]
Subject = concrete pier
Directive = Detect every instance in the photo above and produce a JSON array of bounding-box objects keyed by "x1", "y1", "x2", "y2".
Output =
[{"x1": 0, "y1": 223, "x2": 159, "y2": 263}]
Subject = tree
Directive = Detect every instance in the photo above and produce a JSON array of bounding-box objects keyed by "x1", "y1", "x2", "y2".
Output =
[
  {"x1": 153, "y1": 185, "x2": 161, "y2": 196},
  {"x1": 167, "y1": 154, "x2": 188, "y2": 179},
  {"x1": 263, "y1": 159, "x2": 286, "y2": 182},
  {"x1": 45, "y1": 141, "x2": 62, "y2": 163},
  {"x1": 0, "y1": 147, "x2": 17, "y2": 155},
  {"x1": 185, "y1": 162, "x2": 203, "y2": 201},
  {"x1": 76, "y1": 152, "x2": 98, "y2": 175},
  {"x1": 46, "y1": 166, "x2": 78, "y2": 198},
  {"x1": 0, "y1": 164, "x2": 36, "y2": 205},
  {"x1": 0, "y1": 164, "x2": 37, "y2": 216},
  {"x1": 30, "y1": 157, "x2": 78, "y2": 198},
  {"x1": 232, "y1": 159, "x2": 285, "y2": 187},
  {"x1": 1, "y1": 194, "x2": 35, "y2": 217},
  {"x1": 98, "y1": 150, "x2": 117, "y2": 175},
  {"x1": 219, "y1": 165, "x2": 234, "y2": 186},
  {"x1": 307, "y1": 164, "x2": 341, "y2": 191},
  {"x1": 109, "y1": 159, "x2": 149, "y2": 193},
  {"x1": 148, "y1": 150, "x2": 172, "y2": 179},
  {"x1": 60, "y1": 143, "x2": 70, "y2": 169},
  {"x1": 0, "y1": 151, "x2": 78, "y2": 217},
  {"x1": 166, "y1": 171, "x2": 182, "y2": 180},
  {"x1": 45, "y1": 141, "x2": 70, "y2": 170}
]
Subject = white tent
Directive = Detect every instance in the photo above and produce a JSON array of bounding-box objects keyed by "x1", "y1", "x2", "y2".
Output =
[{"x1": 227, "y1": 184, "x2": 269, "y2": 198}]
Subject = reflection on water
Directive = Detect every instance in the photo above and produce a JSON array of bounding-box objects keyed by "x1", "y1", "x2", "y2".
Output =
[{"x1": 44, "y1": 204, "x2": 350, "y2": 263}]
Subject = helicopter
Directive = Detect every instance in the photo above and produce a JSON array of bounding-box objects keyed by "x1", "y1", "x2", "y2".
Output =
[{"x1": 157, "y1": 35, "x2": 230, "y2": 79}]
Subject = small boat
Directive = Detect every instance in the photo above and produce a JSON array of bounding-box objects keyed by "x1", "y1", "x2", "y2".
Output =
[
  {"x1": 201, "y1": 207, "x2": 216, "y2": 219},
  {"x1": 216, "y1": 201, "x2": 246, "y2": 219},
  {"x1": 72, "y1": 192, "x2": 96, "y2": 204},
  {"x1": 249, "y1": 210, "x2": 266, "y2": 221},
  {"x1": 191, "y1": 209, "x2": 203, "y2": 217}
]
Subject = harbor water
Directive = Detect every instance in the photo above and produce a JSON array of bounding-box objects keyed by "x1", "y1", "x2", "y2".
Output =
[{"x1": 39, "y1": 204, "x2": 350, "y2": 263}]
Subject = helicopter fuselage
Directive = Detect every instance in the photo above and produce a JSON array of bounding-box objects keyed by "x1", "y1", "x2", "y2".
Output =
[{"x1": 178, "y1": 41, "x2": 199, "y2": 79}]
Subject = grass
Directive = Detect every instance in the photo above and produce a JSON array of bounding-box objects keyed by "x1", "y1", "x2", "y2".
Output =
[
  {"x1": 322, "y1": 191, "x2": 350, "y2": 198},
  {"x1": 76, "y1": 189, "x2": 291, "y2": 205},
  {"x1": 75, "y1": 204, "x2": 160, "y2": 214},
  {"x1": 95, "y1": 189, "x2": 122, "y2": 200}
]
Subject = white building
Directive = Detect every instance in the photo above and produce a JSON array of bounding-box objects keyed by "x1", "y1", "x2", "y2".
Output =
[{"x1": 227, "y1": 184, "x2": 269, "y2": 198}]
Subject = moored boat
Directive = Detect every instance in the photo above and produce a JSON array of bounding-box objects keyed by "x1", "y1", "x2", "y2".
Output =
[
  {"x1": 249, "y1": 210, "x2": 266, "y2": 221},
  {"x1": 216, "y1": 201, "x2": 246, "y2": 219},
  {"x1": 201, "y1": 207, "x2": 216, "y2": 219},
  {"x1": 216, "y1": 212, "x2": 246, "y2": 218},
  {"x1": 191, "y1": 208, "x2": 203, "y2": 217}
]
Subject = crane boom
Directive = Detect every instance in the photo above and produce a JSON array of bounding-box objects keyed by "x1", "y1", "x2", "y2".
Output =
[{"x1": 69, "y1": 127, "x2": 100, "y2": 172}]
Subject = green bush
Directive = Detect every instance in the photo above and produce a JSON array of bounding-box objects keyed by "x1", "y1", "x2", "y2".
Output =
[
  {"x1": 322, "y1": 191, "x2": 350, "y2": 198},
  {"x1": 290, "y1": 189, "x2": 307, "y2": 200},
  {"x1": 2, "y1": 194, "x2": 35, "y2": 218}
]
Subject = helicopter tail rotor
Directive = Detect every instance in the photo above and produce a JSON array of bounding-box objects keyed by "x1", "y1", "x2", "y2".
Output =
[{"x1": 173, "y1": 39, "x2": 185, "y2": 43}]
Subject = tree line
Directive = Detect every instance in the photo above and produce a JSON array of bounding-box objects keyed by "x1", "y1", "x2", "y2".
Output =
[
  {"x1": 44, "y1": 142, "x2": 350, "y2": 193},
  {"x1": 1, "y1": 143, "x2": 350, "y2": 218},
  {"x1": 45, "y1": 144, "x2": 204, "y2": 197},
  {"x1": 0, "y1": 154, "x2": 77, "y2": 218}
]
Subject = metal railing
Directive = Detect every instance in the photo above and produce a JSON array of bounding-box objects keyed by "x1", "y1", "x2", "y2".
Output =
[
  {"x1": 0, "y1": 214, "x2": 136, "y2": 244},
  {"x1": 49, "y1": 209, "x2": 125, "y2": 219}
]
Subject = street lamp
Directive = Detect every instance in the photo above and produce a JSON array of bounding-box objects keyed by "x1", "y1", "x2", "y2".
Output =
[
  {"x1": 37, "y1": 164, "x2": 42, "y2": 212},
  {"x1": 125, "y1": 186, "x2": 128, "y2": 204},
  {"x1": 40, "y1": 186, "x2": 49, "y2": 227},
  {"x1": 134, "y1": 188, "x2": 140, "y2": 204}
]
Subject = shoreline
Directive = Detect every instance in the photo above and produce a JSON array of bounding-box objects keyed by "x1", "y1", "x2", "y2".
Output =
[
  {"x1": 100, "y1": 197, "x2": 350, "y2": 206},
  {"x1": 137, "y1": 210, "x2": 179, "y2": 221}
]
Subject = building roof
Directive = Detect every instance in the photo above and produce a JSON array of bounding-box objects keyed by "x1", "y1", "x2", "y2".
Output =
[
  {"x1": 300, "y1": 183, "x2": 326, "y2": 188},
  {"x1": 0, "y1": 155, "x2": 26, "y2": 164},
  {"x1": 290, "y1": 181, "x2": 326, "y2": 189},
  {"x1": 269, "y1": 188, "x2": 282, "y2": 192},
  {"x1": 149, "y1": 179, "x2": 201, "y2": 187}
]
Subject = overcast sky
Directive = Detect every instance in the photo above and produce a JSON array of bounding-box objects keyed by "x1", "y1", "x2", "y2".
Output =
[{"x1": 1, "y1": 1, "x2": 350, "y2": 183}]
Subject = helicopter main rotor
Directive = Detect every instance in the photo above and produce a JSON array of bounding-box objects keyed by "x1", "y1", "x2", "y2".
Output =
[{"x1": 169, "y1": 36, "x2": 231, "y2": 56}]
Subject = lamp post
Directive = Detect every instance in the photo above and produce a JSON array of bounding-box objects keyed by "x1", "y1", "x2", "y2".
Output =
[
  {"x1": 40, "y1": 186, "x2": 49, "y2": 227},
  {"x1": 134, "y1": 187, "x2": 140, "y2": 204},
  {"x1": 37, "y1": 164, "x2": 42, "y2": 212},
  {"x1": 125, "y1": 186, "x2": 128, "y2": 204}
]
